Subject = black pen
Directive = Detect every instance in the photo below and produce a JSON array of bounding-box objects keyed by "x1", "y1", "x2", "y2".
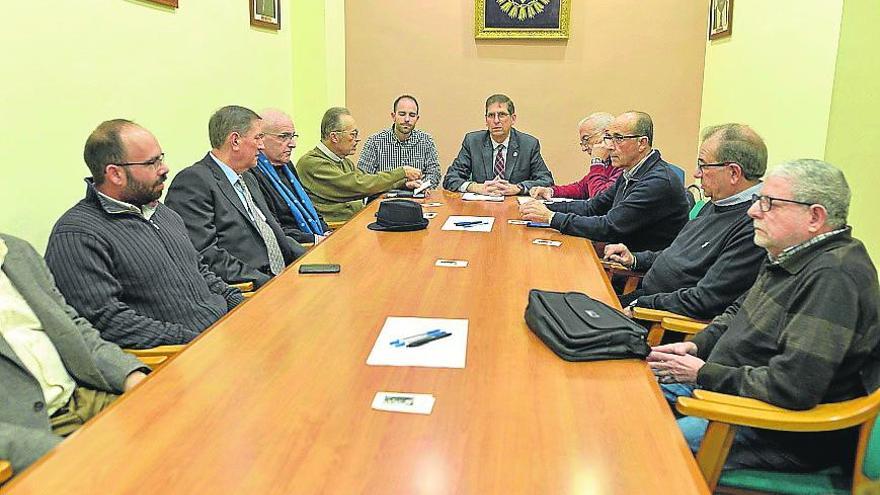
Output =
[
  {"x1": 407, "y1": 331, "x2": 452, "y2": 347},
  {"x1": 454, "y1": 221, "x2": 487, "y2": 227}
]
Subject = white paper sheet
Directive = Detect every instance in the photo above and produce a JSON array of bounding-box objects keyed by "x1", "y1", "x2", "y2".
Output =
[
  {"x1": 441, "y1": 216, "x2": 495, "y2": 232},
  {"x1": 517, "y1": 196, "x2": 573, "y2": 205},
  {"x1": 462, "y1": 192, "x2": 504, "y2": 202},
  {"x1": 371, "y1": 392, "x2": 435, "y2": 415},
  {"x1": 366, "y1": 317, "x2": 468, "y2": 368}
]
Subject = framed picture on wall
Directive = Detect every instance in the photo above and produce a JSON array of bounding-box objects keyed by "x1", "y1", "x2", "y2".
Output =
[
  {"x1": 709, "y1": 0, "x2": 732, "y2": 40},
  {"x1": 250, "y1": 0, "x2": 281, "y2": 30},
  {"x1": 145, "y1": 0, "x2": 178, "y2": 7},
  {"x1": 475, "y1": 0, "x2": 571, "y2": 40}
]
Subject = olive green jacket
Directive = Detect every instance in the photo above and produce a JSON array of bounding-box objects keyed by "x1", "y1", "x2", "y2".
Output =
[{"x1": 295, "y1": 146, "x2": 406, "y2": 222}]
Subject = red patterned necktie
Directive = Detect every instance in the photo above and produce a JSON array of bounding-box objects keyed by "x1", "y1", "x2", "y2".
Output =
[{"x1": 493, "y1": 145, "x2": 505, "y2": 177}]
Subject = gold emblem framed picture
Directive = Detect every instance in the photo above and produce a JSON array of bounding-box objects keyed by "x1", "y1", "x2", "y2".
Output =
[
  {"x1": 250, "y1": 0, "x2": 281, "y2": 30},
  {"x1": 709, "y1": 0, "x2": 732, "y2": 40},
  {"x1": 475, "y1": 0, "x2": 571, "y2": 40}
]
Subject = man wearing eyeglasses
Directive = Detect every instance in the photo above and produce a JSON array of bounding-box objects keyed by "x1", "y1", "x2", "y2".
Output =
[
  {"x1": 529, "y1": 112, "x2": 620, "y2": 200},
  {"x1": 45, "y1": 119, "x2": 243, "y2": 349},
  {"x1": 651, "y1": 159, "x2": 880, "y2": 473},
  {"x1": 521, "y1": 111, "x2": 688, "y2": 252},
  {"x1": 442, "y1": 93, "x2": 553, "y2": 196},
  {"x1": 357, "y1": 95, "x2": 441, "y2": 189},
  {"x1": 603, "y1": 123, "x2": 767, "y2": 320},
  {"x1": 251, "y1": 108, "x2": 330, "y2": 244},
  {"x1": 296, "y1": 107, "x2": 423, "y2": 222},
  {"x1": 166, "y1": 105, "x2": 305, "y2": 289}
]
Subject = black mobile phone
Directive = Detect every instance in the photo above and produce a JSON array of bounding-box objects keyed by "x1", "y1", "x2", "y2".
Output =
[{"x1": 298, "y1": 263, "x2": 341, "y2": 274}]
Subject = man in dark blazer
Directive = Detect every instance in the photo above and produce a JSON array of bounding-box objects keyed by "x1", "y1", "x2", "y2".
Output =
[
  {"x1": 443, "y1": 94, "x2": 553, "y2": 196},
  {"x1": 166, "y1": 105, "x2": 305, "y2": 289},
  {"x1": 0, "y1": 233, "x2": 148, "y2": 475},
  {"x1": 520, "y1": 111, "x2": 689, "y2": 253}
]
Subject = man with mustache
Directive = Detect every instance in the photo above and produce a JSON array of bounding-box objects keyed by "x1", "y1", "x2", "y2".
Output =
[
  {"x1": 357, "y1": 95, "x2": 441, "y2": 189},
  {"x1": 166, "y1": 105, "x2": 305, "y2": 288},
  {"x1": 652, "y1": 159, "x2": 880, "y2": 473},
  {"x1": 443, "y1": 93, "x2": 553, "y2": 196},
  {"x1": 45, "y1": 119, "x2": 243, "y2": 349}
]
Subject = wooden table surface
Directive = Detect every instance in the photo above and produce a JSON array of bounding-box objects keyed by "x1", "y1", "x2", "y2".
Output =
[{"x1": 2, "y1": 192, "x2": 708, "y2": 494}]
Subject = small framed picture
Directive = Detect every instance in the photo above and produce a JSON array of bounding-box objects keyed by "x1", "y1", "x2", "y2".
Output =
[
  {"x1": 709, "y1": 0, "x2": 732, "y2": 40},
  {"x1": 250, "y1": 0, "x2": 281, "y2": 30},
  {"x1": 145, "y1": 0, "x2": 178, "y2": 7}
]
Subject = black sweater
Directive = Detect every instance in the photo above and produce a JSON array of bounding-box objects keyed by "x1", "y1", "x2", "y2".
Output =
[
  {"x1": 548, "y1": 150, "x2": 688, "y2": 252},
  {"x1": 634, "y1": 199, "x2": 764, "y2": 319}
]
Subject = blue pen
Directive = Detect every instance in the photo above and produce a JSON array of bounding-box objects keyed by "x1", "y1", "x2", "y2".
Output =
[
  {"x1": 454, "y1": 221, "x2": 487, "y2": 227},
  {"x1": 390, "y1": 329, "x2": 444, "y2": 347}
]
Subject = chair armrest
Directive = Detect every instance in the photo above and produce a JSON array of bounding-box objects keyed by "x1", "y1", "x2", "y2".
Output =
[
  {"x1": 632, "y1": 307, "x2": 697, "y2": 322},
  {"x1": 134, "y1": 355, "x2": 169, "y2": 367},
  {"x1": 326, "y1": 221, "x2": 346, "y2": 231},
  {"x1": 123, "y1": 345, "x2": 185, "y2": 359},
  {"x1": 229, "y1": 282, "x2": 255, "y2": 293},
  {"x1": 660, "y1": 317, "x2": 708, "y2": 335},
  {"x1": 677, "y1": 390, "x2": 880, "y2": 433},
  {"x1": 0, "y1": 459, "x2": 12, "y2": 484}
]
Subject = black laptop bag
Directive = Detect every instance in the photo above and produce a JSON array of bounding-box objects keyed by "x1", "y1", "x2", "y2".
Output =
[{"x1": 525, "y1": 289, "x2": 651, "y2": 362}]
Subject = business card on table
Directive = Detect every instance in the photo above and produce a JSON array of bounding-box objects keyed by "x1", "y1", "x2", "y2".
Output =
[
  {"x1": 533, "y1": 239, "x2": 562, "y2": 247},
  {"x1": 435, "y1": 259, "x2": 468, "y2": 268},
  {"x1": 372, "y1": 392, "x2": 435, "y2": 415},
  {"x1": 423, "y1": 212, "x2": 438, "y2": 219},
  {"x1": 423, "y1": 202, "x2": 443, "y2": 207},
  {"x1": 507, "y1": 219, "x2": 529, "y2": 225}
]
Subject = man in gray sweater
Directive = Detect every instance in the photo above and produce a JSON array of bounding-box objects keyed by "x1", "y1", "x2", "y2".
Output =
[
  {"x1": 45, "y1": 120, "x2": 243, "y2": 349},
  {"x1": 605, "y1": 123, "x2": 767, "y2": 319}
]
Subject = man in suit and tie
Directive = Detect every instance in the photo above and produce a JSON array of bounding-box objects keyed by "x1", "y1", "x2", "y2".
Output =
[
  {"x1": 166, "y1": 105, "x2": 305, "y2": 289},
  {"x1": 0, "y1": 234, "x2": 148, "y2": 475},
  {"x1": 442, "y1": 93, "x2": 554, "y2": 196}
]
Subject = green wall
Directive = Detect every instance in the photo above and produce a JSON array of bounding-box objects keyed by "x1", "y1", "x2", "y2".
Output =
[
  {"x1": 0, "y1": 0, "x2": 344, "y2": 252},
  {"x1": 825, "y1": 1, "x2": 880, "y2": 261},
  {"x1": 699, "y1": 0, "x2": 843, "y2": 165}
]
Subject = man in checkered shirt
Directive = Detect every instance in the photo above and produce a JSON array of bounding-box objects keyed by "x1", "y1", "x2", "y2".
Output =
[{"x1": 357, "y1": 95, "x2": 441, "y2": 189}]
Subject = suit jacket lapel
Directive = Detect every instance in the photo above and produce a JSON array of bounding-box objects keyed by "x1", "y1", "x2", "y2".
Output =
[
  {"x1": 1, "y1": 251, "x2": 105, "y2": 386},
  {"x1": 506, "y1": 129, "x2": 520, "y2": 181},
  {"x1": 481, "y1": 133, "x2": 494, "y2": 181},
  {"x1": 205, "y1": 157, "x2": 258, "y2": 230}
]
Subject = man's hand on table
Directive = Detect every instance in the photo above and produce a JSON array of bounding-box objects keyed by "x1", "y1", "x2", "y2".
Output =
[{"x1": 519, "y1": 199, "x2": 553, "y2": 223}]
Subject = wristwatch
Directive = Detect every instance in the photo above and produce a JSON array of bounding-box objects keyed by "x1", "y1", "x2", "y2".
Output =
[{"x1": 590, "y1": 157, "x2": 605, "y2": 165}]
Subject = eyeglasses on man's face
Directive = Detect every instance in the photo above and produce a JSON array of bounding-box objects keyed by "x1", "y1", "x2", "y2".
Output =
[
  {"x1": 266, "y1": 132, "x2": 299, "y2": 142},
  {"x1": 580, "y1": 130, "x2": 604, "y2": 147},
  {"x1": 696, "y1": 160, "x2": 733, "y2": 172},
  {"x1": 332, "y1": 129, "x2": 359, "y2": 139},
  {"x1": 115, "y1": 153, "x2": 165, "y2": 169},
  {"x1": 602, "y1": 134, "x2": 645, "y2": 146},
  {"x1": 751, "y1": 194, "x2": 816, "y2": 212},
  {"x1": 485, "y1": 111, "x2": 511, "y2": 121}
]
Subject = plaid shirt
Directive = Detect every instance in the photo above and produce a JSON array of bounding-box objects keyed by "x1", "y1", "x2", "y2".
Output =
[
  {"x1": 356, "y1": 127, "x2": 441, "y2": 188},
  {"x1": 692, "y1": 227, "x2": 880, "y2": 410}
]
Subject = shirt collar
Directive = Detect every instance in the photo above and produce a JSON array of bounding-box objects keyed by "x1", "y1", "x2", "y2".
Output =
[
  {"x1": 622, "y1": 149, "x2": 657, "y2": 181},
  {"x1": 713, "y1": 181, "x2": 763, "y2": 207},
  {"x1": 387, "y1": 125, "x2": 421, "y2": 145},
  {"x1": 769, "y1": 226, "x2": 850, "y2": 269},
  {"x1": 85, "y1": 178, "x2": 158, "y2": 220},
  {"x1": 490, "y1": 134, "x2": 511, "y2": 151},
  {"x1": 316, "y1": 142, "x2": 344, "y2": 163},
  {"x1": 209, "y1": 152, "x2": 243, "y2": 186}
]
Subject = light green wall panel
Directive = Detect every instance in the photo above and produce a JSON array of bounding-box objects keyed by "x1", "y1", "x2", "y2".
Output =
[
  {"x1": 699, "y1": 0, "x2": 843, "y2": 166},
  {"x1": 825, "y1": 0, "x2": 880, "y2": 260},
  {"x1": 1, "y1": 0, "x2": 343, "y2": 252}
]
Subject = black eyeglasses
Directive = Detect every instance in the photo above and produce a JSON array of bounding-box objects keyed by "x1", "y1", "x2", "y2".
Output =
[
  {"x1": 115, "y1": 153, "x2": 165, "y2": 168},
  {"x1": 331, "y1": 129, "x2": 359, "y2": 139},
  {"x1": 602, "y1": 134, "x2": 645, "y2": 145},
  {"x1": 696, "y1": 161, "x2": 733, "y2": 172},
  {"x1": 266, "y1": 132, "x2": 299, "y2": 141},
  {"x1": 751, "y1": 194, "x2": 816, "y2": 212}
]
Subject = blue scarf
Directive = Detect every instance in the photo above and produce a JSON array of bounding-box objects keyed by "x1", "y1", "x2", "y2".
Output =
[{"x1": 256, "y1": 154, "x2": 324, "y2": 236}]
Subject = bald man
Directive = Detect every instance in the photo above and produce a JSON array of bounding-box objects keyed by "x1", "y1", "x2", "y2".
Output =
[{"x1": 251, "y1": 109, "x2": 330, "y2": 244}]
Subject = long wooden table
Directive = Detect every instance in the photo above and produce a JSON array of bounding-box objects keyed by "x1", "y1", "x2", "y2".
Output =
[{"x1": 3, "y1": 192, "x2": 708, "y2": 494}]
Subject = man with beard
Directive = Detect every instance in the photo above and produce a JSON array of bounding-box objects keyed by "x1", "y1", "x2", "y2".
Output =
[
  {"x1": 45, "y1": 119, "x2": 243, "y2": 349},
  {"x1": 357, "y1": 95, "x2": 441, "y2": 189}
]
